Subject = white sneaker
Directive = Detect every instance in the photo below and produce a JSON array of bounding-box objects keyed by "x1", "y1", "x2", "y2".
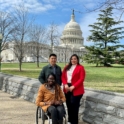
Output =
[{"x1": 68, "y1": 122, "x2": 71, "y2": 124}]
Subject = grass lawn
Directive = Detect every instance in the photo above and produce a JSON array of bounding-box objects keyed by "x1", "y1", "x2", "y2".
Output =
[{"x1": 1, "y1": 62, "x2": 124, "y2": 93}]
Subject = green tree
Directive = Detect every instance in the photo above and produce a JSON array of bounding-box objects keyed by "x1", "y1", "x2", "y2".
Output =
[
  {"x1": 87, "y1": 7, "x2": 124, "y2": 66},
  {"x1": 118, "y1": 50, "x2": 124, "y2": 64}
]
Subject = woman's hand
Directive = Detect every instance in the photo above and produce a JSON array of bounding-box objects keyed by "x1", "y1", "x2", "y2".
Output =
[
  {"x1": 45, "y1": 100, "x2": 54, "y2": 105},
  {"x1": 64, "y1": 84, "x2": 70, "y2": 92},
  {"x1": 50, "y1": 100, "x2": 55, "y2": 105},
  {"x1": 54, "y1": 100, "x2": 62, "y2": 105},
  {"x1": 69, "y1": 86, "x2": 75, "y2": 92}
]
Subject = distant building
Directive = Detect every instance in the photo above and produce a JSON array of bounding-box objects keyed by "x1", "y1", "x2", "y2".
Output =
[{"x1": 1, "y1": 12, "x2": 86, "y2": 63}]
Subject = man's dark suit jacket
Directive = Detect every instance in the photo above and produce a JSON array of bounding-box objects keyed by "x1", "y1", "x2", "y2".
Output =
[{"x1": 38, "y1": 64, "x2": 62, "y2": 85}]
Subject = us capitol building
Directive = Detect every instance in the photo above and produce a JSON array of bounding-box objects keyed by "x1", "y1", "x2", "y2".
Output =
[{"x1": 1, "y1": 11, "x2": 86, "y2": 62}]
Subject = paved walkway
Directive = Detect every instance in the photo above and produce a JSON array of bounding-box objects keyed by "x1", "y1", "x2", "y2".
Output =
[
  {"x1": 0, "y1": 90, "x2": 36, "y2": 124},
  {"x1": 0, "y1": 90, "x2": 87, "y2": 124}
]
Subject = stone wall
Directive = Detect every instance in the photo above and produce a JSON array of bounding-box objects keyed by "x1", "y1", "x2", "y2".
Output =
[
  {"x1": 80, "y1": 89, "x2": 124, "y2": 124},
  {"x1": 0, "y1": 73, "x2": 124, "y2": 124},
  {"x1": 0, "y1": 73, "x2": 40, "y2": 103}
]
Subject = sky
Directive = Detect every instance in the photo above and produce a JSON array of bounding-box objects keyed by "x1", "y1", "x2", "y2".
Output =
[{"x1": 0, "y1": 0, "x2": 124, "y2": 46}]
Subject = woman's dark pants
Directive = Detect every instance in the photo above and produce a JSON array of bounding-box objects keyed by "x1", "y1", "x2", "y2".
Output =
[
  {"x1": 47, "y1": 105, "x2": 64, "y2": 124},
  {"x1": 65, "y1": 91, "x2": 82, "y2": 124}
]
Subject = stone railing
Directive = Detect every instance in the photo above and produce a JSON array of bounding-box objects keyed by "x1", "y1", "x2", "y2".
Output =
[
  {"x1": 0, "y1": 73, "x2": 124, "y2": 124},
  {"x1": 0, "y1": 73, "x2": 40, "y2": 103},
  {"x1": 80, "y1": 88, "x2": 124, "y2": 124}
]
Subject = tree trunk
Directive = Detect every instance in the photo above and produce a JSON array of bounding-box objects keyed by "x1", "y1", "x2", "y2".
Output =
[
  {"x1": 37, "y1": 57, "x2": 39, "y2": 68},
  {"x1": 96, "y1": 62, "x2": 98, "y2": 67},
  {"x1": 19, "y1": 61, "x2": 22, "y2": 71},
  {"x1": 104, "y1": 62, "x2": 112, "y2": 67}
]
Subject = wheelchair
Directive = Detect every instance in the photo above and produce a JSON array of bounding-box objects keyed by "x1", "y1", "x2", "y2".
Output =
[{"x1": 36, "y1": 106, "x2": 67, "y2": 124}]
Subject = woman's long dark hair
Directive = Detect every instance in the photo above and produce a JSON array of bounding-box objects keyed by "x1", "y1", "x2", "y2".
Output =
[
  {"x1": 66, "y1": 54, "x2": 80, "y2": 71},
  {"x1": 46, "y1": 73, "x2": 60, "y2": 100}
]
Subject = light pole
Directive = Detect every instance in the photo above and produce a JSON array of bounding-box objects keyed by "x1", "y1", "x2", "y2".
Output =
[
  {"x1": 52, "y1": 46, "x2": 54, "y2": 53},
  {"x1": 0, "y1": 33, "x2": 3, "y2": 72},
  {"x1": 71, "y1": 45, "x2": 74, "y2": 55}
]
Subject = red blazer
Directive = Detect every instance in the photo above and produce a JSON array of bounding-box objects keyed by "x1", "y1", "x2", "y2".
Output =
[{"x1": 61, "y1": 64, "x2": 86, "y2": 96}]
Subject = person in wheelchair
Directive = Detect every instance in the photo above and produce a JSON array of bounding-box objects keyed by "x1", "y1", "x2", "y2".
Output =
[{"x1": 36, "y1": 73, "x2": 66, "y2": 124}]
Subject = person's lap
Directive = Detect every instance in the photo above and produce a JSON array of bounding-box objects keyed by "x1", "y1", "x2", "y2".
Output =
[{"x1": 47, "y1": 105, "x2": 65, "y2": 121}]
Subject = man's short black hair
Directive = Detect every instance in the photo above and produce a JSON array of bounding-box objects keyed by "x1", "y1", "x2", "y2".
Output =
[{"x1": 49, "y1": 53, "x2": 57, "y2": 58}]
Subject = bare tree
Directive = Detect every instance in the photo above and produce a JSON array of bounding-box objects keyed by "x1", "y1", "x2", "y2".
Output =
[
  {"x1": 47, "y1": 22, "x2": 60, "y2": 54},
  {"x1": 0, "y1": 11, "x2": 14, "y2": 71},
  {"x1": 0, "y1": 11, "x2": 14, "y2": 51},
  {"x1": 11, "y1": 5, "x2": 34, "y2": 71},
  {"x1": 28, "y1": 24, "x2": 46, "y2": 67},
  {"x1": 84, "y1": 0, "x2": 124, "y2": 20},
  {"x1": 84, "y1": 0, "x2": 124, "y2": 11}
]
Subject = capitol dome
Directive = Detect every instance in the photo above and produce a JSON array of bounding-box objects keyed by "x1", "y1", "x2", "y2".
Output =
[
  {"x1": 64, "y1": 20, "x2": 80, "y2": 30},
  {"x1": 60, "y1": 11, "x2": 84, "y2": 49}
]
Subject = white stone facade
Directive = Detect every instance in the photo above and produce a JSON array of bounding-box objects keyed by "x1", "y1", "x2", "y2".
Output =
[{"x1": 1, "y1": 12, "x2": 86, "y2": 63}]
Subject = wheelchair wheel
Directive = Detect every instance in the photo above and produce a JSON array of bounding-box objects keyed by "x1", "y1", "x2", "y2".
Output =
[
  {"x1": 36, "y1": 106, "x2": 67, "y2": 124},
  {"x1": 36, "y1": 106, "x2": 45, "y2": 124}
]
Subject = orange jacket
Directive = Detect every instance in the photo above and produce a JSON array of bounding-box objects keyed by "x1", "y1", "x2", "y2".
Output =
[
  {"x1": 62, "y1": 64, "x2": 86, "y2": 96},
  {"x1": 36, "y1": 84, "x2": 66, "y2": 112}
]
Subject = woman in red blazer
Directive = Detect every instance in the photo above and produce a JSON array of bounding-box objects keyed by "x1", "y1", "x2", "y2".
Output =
[{"x1": 62, "y1": 54, "x2": 86, "y2": 124}]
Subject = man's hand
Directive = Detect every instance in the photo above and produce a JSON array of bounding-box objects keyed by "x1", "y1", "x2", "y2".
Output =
[
  {"x1": 69, "y1": 86, "x2": 75, "y2": 92},
  {"x1": 64, "y1": 84, "x2": 70, "y2": 92}
]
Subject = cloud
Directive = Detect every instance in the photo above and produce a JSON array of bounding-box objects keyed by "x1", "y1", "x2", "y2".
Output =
[
  {"x1": 0, "y1": 0, "x2": 101, "y2": 15},
  {"x1": 84, "y1": 3, "x2": 96, "y2": 9},
  {"x1": 0, "y1": 0, "x2": 55, "y2": 13},
  {"x1": 42, "y1": 0, "x2": 61, "y2": 4}
]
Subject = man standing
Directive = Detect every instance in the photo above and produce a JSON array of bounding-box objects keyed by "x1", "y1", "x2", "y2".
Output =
[{"x1": 38, "y1": 53, "x2": 62, "y2": 85}]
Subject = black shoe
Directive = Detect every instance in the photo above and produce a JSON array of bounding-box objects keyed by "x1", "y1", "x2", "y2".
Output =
[{"x1": 58, "y1": 120, "x2": 63, "y2": 124}]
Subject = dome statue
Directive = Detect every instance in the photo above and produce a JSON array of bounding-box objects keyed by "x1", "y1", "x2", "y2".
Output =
[{"x1": 60, "y1": 10, "x2": 84, "y2": 49}]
